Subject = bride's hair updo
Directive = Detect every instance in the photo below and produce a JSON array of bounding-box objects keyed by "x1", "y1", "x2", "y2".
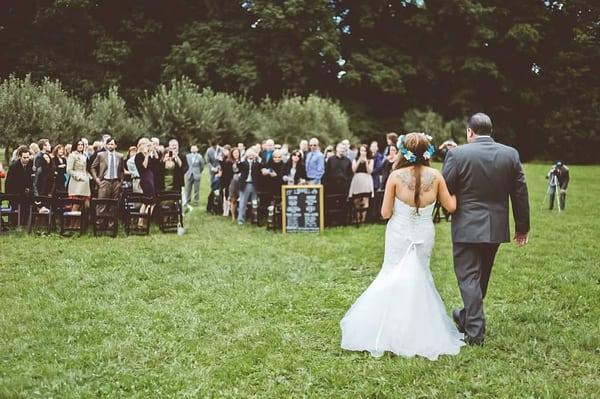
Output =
[{"x1": 393, "y1": 133, "x2": 433, "y2": 210}]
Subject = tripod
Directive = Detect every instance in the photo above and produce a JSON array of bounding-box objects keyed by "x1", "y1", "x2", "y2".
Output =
[{"x1": 542, "y1": 173, "x2": 562, "y2": 212}]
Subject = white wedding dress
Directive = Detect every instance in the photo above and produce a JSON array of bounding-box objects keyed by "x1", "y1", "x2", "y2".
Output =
[{"x1": 340, "y1": 198, "x2": 465, "y2": 360}]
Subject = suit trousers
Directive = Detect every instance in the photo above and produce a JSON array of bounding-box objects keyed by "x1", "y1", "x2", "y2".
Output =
[
  {"x1": 237, "y1": 182, "x2": 257, "y2": 223},
  {"x1": 452, "y1": 242, "x2": 500, "y2": 341},
  {"x1": 97, "y1": 180, "x2": 122, "y2": 219},
  {"x1": 185, "y1": 176, "x2": 201, "y2": 206},
  {"x1": 548, "y1": 185, "x2": 566, "y2": 210}
]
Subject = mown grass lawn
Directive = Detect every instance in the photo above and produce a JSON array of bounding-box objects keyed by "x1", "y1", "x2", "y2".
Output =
[{"x1": 1, "y1": 163, "x2": 598, "y2": 398}]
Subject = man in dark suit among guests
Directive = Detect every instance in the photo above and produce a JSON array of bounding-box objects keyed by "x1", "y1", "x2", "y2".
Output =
[
  {"x1": 33, "y1": 139, "x2": 54, "y2": 196},
  {"x1": 324, "y1": 143, "x2": 353, "y2": 196},
  {"x1": 5, "y1": 147, "x2": 34, "y2": 225}
]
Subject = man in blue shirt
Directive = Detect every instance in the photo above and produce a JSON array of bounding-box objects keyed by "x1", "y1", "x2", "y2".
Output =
[{"x1": 305, "y1": 138, "x2": 325, "y2": 184}]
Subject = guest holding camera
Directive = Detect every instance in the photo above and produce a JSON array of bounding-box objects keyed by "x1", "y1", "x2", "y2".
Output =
[
  {"x1": 262, "y1": 149, "x2": 286, "y2": 200},
  {"x1": 135, "y1": 138, "x2": 156, "y2": 228},
  {"x1": 348, "y1": 144, "x2": 374, "y2": 223},
  {"x1": 546, "y1": 161, "x2": 570, "y2": 211},
  {"x1": 162, "y1": 139, "x2": 188, "y2": 194}
]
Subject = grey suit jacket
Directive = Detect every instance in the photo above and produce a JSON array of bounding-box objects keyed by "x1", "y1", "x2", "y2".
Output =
[
  {"x1": 442, "y1": 136, "x2": 530, "y2": 243},
  {"x1": 90, "y1": 151, "x2": 124, "y2": 181},
  {"x1": 185, "y1": 153, "x2": 204, "y2": 179}
]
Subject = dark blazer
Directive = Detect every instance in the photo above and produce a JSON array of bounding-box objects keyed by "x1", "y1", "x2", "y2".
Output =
[
  {"x1": 238, "y1": 159, "x2": 263, "y2": 190},
  {"x1": 263, "y1": 159, "x2": 286, "y2": 195},
  {"x1": 33, "y1": 152, "x2": 54, "y2": 196},
  {"x1": 6, "y1": 160, "x2": 34, "y2": 196},
  {"x1": 442, "y1": 136, "x2": 530, "y2": 243},
  {"x1": 323, "y1": 155, "x2": 353, "y2": 195}
]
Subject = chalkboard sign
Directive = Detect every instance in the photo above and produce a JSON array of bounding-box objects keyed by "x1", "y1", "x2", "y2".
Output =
[{"x1": 281, "y1": 184, "x2": 324, "y2": 234}]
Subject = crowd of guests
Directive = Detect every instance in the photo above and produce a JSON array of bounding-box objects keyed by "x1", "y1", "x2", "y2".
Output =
[
  {"x1": 0, "y1": 135, "x2": 189, "y2": 230},
  {"x1": 202, "y1": 133, "x2": 451, "y2": 226},
  {"x1": 0, "y1": 132, "x2": 461, "y2": 231}
]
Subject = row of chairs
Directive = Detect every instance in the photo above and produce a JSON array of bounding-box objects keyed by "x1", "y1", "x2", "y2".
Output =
[{"x1": 0, "y1": 192, "x2": 184, "y2": 236}]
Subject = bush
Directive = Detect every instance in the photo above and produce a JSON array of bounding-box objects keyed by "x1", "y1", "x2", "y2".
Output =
[
  {"x1": 401, "y1": 109, "x2": 466, "y2": 145},
  {"x1": 139, "y1": 77, "x2": 259, "y2": 149},
  {"x1": 0, "y1": 75, "x2": 87, "y2": 161},
  {"x1": 258, "y1": 94, "x2": 353, "y2": 147},
  {"x1": 87, "y1": 86, "x2": 146, "y2": 147}
]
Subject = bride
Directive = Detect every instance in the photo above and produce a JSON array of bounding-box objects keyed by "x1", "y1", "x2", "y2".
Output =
[{"x1": 340, "y1": 132, "x2": 465, "y2": 360}]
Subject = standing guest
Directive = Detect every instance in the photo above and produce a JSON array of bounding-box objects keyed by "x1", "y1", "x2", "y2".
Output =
[
  {"x1": 370, "y1": 141, "x2": 384, "y2": 192},
  {"x1": 348, "y1": 144, "x2": 374, "y2": 223},
  {"x1": 185, "y1": 145, "x2": 204, "y2": 207},
  {"x1": 125, "y1": 146, "x2": 142, "y2": 193},
  {"x1": 262, "y1": 149, "x2": 286, "y2": 200},
  {"x1": 135, "y1": 138, "x2": 156, "y2": 228},
  {"x1": 305, "y1": 138, "x2": 325, "y2": 184},
  {"x1": 5, "y1": 148, "x2": 33, "y2": 225},
  {"x1": 380, "y1": 144, "x2": 398, "y2": 189},
  {"x1": 52, "y1": 144, "x2": 68, "y2": 195},
  {"x1": 205, "y1": 140, "x2": 223, "y2": 182},
  {"x1": 280, "y1": 144, "x2": 290, "y2": 163},
  {"x1": 29, "y1": 142, "x2": 40, "y2": 159},
  {"x1": 149, "y1": 138, "x2": 165, "y2": 193},
  {"x1": 299, "y1": 139, "x2": 309, "y2": 159},
  {"x1": 33, "y1": 139, "x2": 54, "y2": 197},
  {"x1": 259, "y1": 139, "x2": 275, "y2": 164},
  {"x1": 282, "y1": 150, "x2": 307, "y2": 185},
  {"x1": 383, "y1": 132, "x2": 399, "y2": 156},
  {"x1": 162, "y1": 139, "x2": 188, "y2": 193},
  {"x1": 66, "y1": 139, "x2": 91, "y2": 216},
  {"x1": 324, "y1": 145, "x2": 335, "y2": 162},
  {"x1": 343, "y1": 139, "x2": 357, "y2": 161},
  {"x1": 64, "y1": 143, "x2": 72, "y2": 157},
  {"x1": 438, "y1": 140, "x2": 458, "y2": 162},
  {"x1": 323, "y1": 143, "x2": 353, "y2": 196},
  {"x1": 237, "y1": 142, "x2": 246, "y2": 160},
  {"x1": 91, "y1": 137, "x2": 125, "y2": 222},
  {"x1": 87, "y1": 141, "x2": 103, "y2": 197},
  {"x1": 237, "y1": 148, "x2": 262, "y2": 225},
  {"x1": 222, "y1": 147, "x2": 242, "y2": 220}
]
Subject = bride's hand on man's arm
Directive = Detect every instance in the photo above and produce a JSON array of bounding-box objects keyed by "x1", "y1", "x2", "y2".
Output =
[{"x1": 437, "y1": 173, "x2": 456, "y2": 213}]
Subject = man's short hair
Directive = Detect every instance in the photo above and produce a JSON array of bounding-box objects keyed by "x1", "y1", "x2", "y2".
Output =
[
  {"x1": 38, "y1": 138, "x2": 49, "y2": 149},
  {"x1": 468, "y1": 113, "x2": 493, "y2": 136},
  {"x1": 17, "y1": 147, "x2": 30, "y2": 158}
]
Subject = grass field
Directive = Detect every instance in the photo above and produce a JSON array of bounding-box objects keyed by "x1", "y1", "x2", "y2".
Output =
[{"x1": 1, "y1": 163, "x2": 599, "y2": 398}]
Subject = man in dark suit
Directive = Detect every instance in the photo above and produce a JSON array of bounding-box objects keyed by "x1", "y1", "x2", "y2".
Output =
[
  {"x1": 91, "y1": 137, "x2": 125, "y2": 222},
  {"x1": 33, "y1": 139, "x2": 54, "y2": 196},
  {"x1": 237, "y1": 148, "x2": 262, "y2": 225},
  {"x1": 442, "y1": 113, "x2": 530, "y2": 345},
  {"x1": 5, "y1": 148, "x2": 34, "y2": 225},
  {"x1": 323, "y1": 143, "x2": 353, "y2": 196}
]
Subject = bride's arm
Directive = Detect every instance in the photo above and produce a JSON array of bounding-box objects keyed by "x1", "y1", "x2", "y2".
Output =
[
  {"x1": 380, "y1": 173, "x2": 396, "y2": 219},
  {"x1": 436, "y1": 171, "x2": 456, "y2": 213}
]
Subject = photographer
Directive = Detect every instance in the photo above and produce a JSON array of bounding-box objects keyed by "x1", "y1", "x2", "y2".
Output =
[
  {"x1": 546, "y1": 161, "x2": 570, "y2": 211},
  {"x1": 162, "y1": 139, "x2": 188, "y2": 194}
]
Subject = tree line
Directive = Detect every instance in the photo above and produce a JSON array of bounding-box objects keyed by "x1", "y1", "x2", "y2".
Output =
[{"x1": 1, "y1": 0, "x2": 598, "y2": 162}]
